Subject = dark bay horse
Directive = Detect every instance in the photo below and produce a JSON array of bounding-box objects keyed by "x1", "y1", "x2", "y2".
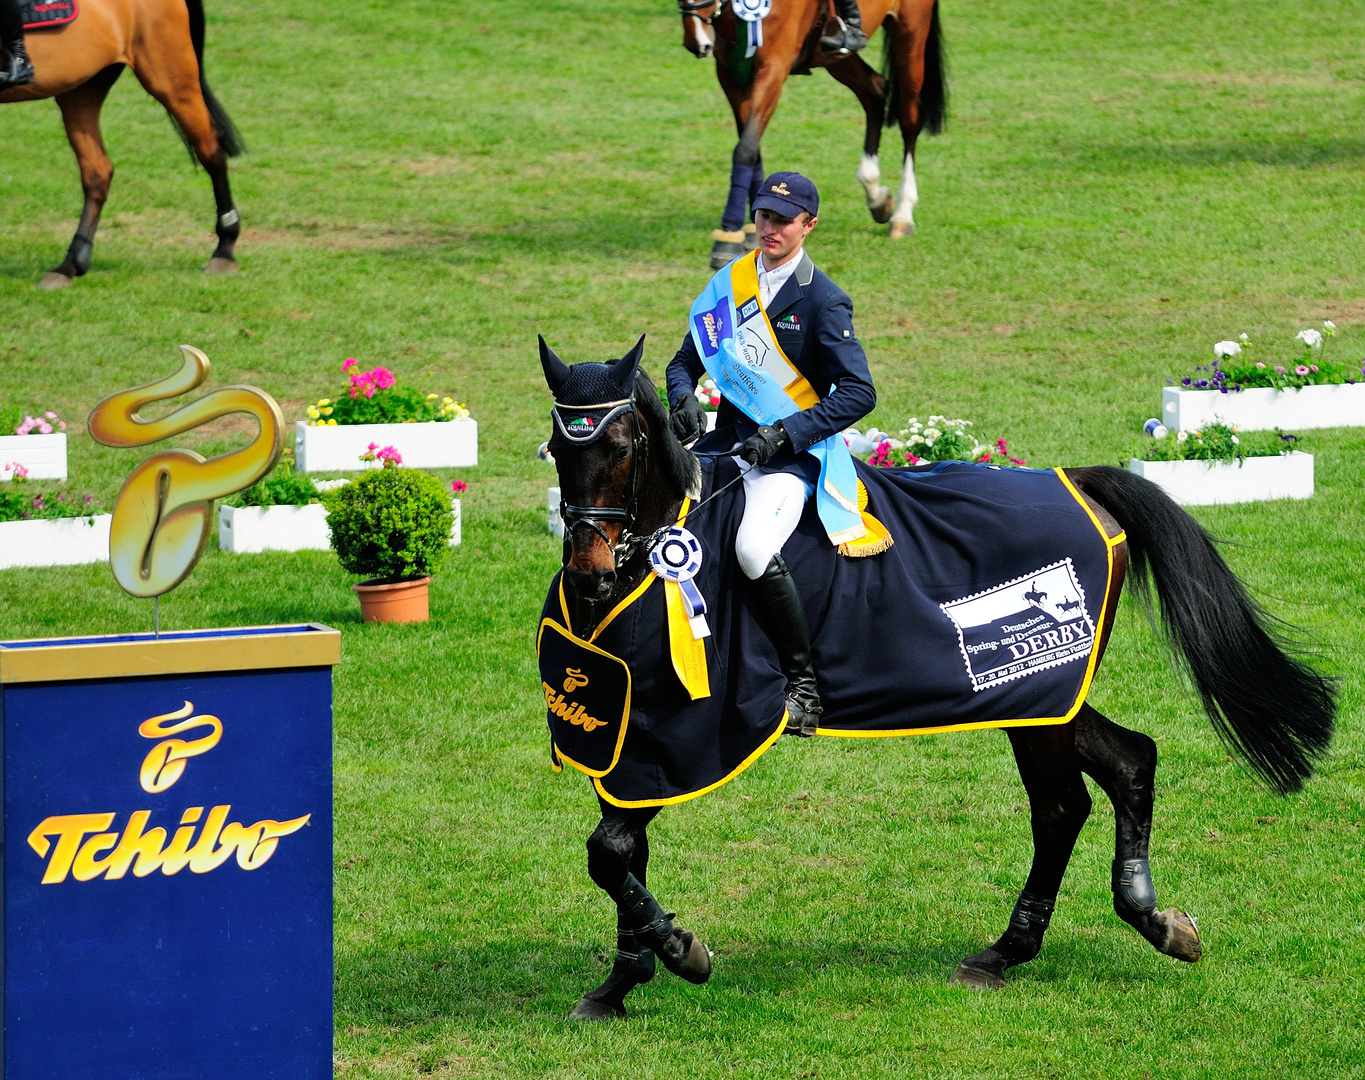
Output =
[
  {"x1": 540, "y1": 342, "x2": 1335, "y2": 1019},
  {"x1": 680, "y1": 0, "x2": 946, "y2": 267},
  {"x1": 1, "y1": 0, "x2": 243, "y2": 288}
]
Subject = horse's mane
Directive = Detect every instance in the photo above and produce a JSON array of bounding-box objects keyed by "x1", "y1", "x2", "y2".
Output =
[{"x1": 636, "y1": 370, "x2": 701, "y2": 502}]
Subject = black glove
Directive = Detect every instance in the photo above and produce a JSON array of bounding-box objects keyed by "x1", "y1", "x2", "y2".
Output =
[
  {"x1": 740, "y1": 424, "x2": 789, "y2": 467},
  {"x1": 669, "y1": 393, "x2": 707, "y2": 444}
]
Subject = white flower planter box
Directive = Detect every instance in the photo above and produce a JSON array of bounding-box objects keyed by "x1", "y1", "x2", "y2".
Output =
[
  {"x1": 549, "y1": 486, "x2": 562, "y2": 538},
  {"x1": 0, "y1": 514, "x2": 110, "y2": 569},
  {"x1": 0, "y1": 433, "x2": 67, "y2": 481},
  {"x1": 1162, "y1": 384, "x2": 1365, "y2": 433},
  {"x1": 217, "y1": 500, "x2": 462, "y2": 553},
  {"x1": 294, "y1": 419, "x2": 477, "y2": 473},
  {"x1": 1127, "y1": 452, "x2": 1313, "y2": 506},
  {"x1": 218, "y1": 503, "x2": 331, "y2": 553}
]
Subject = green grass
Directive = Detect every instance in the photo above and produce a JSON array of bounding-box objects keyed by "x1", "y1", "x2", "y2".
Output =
[{"x1": 2, "y1": 0, "x2": 1364, "y2": 1075}]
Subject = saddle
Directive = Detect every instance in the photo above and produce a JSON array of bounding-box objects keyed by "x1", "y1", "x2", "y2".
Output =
[{"x1": 22, "y1": 0, "x2": 77, "y2": 30}]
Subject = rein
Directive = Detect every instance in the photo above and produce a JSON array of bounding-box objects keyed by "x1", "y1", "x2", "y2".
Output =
[{"x1": 677, "y1": 0, "x2": 719, "y2": 25}]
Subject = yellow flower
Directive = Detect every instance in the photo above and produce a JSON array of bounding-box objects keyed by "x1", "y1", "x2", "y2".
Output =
[
  {"x1": 327, "y1": 419, "x2": 337, "y2": 426},
  {"x1": 321, "y1": 407, "x2": 333, "y2": 416},
  {"x1": 426, "y1": 393, "x2": 438, "y2": 400},
  {"x1": 318, "y1": 398, "x2": 331, "y2": 407}
]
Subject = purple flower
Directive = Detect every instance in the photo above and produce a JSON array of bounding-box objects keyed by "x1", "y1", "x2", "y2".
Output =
[
  {"x1": 1194, "y1": 379, "x2": 1209, "y2": 388},
  {"x1": 1181, "y1": 377, "x2": 1192, "y2": 386}
]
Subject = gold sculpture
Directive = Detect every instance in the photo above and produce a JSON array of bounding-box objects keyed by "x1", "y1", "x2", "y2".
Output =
[{"x1": 88, "y1": 345, "x2": 283, "y2": 598}]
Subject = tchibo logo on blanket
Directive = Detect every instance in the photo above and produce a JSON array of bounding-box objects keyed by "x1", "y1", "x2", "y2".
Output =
[{"x1": 940, "y1": 560, "x2": 1095, "y2": 692}]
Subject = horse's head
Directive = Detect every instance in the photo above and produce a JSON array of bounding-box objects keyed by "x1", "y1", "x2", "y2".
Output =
[
  {"x1": 678, "y1": 0, "x2": 718, "y2": 58},
  {"x1": 541, "y1": 335, "x2": 699, "y2": 602}
]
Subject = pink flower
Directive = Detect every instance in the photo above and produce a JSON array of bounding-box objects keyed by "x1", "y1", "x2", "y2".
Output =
[
  {"x1": 342, "y1": 358, "x2": 357, "y2": 372},
  {"x1": 366, "y1": 441, "x2": 378, "y2": 452},
  {"x1": 5, "y1": 462, "x2": 28, "y2": 480},
  {"x1": 996, "y1": 437, "x2": 1009, "y2": 453},
  {"x1": 977, "y1": 452, "x2": 992, "y2": 463},
  {"x1": 1009, "y1": 456, "x2": 1027, "y2": 466},
  {"x1": 450, "y1": 480, "x2": 468, "y2": 494},
  {"x1": 375, "y1": 445, "x2": 402, "y2": 467},
  {"x1": 1274, "y1": 366, "x2": 1286, "y2": 374},
  {"x1": 1256, "y1": 362, "x2": 1266, "y2": 369},
  {"x1": 905, "y1": 453, "x2": 921, "y2": 465},
  {"x1": 1310, "y1": 365, "x2": 1319, "y2": 372},
  {"x1": 372, "y1": 367, "x2": 396, "y2": 391},
  {"x1": 1295, "y1": 365, "x2": 1310, "y2": 376}
]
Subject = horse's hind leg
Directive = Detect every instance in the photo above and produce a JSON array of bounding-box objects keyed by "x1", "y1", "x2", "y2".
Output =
[
  {"x1": 827, "y1": 54, "x2": 895, "y2": 224},
  {"x1": 129, "y1": 44, "x2": 240, "y2": 273},
  {"x1": 571, "y1": 800, "x2": 712, "y2": 1021},
  {"x1": 42, "y1": 65, "x2": 123, "y2": 289},
  {"x1": 951, "y1": 722, "x2": 1091, "y2": 990},
  {"x1": 1075, "y1": 703, "x2": 1202, "y2": 963}
]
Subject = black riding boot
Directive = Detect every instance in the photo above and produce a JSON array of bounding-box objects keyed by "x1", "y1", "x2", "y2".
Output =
[
  {"x1": 0, "y1": 0, "x2": 34, "y2": 90},
  {"x1": 819, "y1": 0, "x2": 867, "y2": 56},
  {"x1": 750, "y1": 554, "x2": 822, "y2": 736}
]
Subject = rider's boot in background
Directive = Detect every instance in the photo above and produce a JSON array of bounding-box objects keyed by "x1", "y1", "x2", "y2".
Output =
[
  {"x1": 0, "y1": 0, "x2": 35, "y2": 89},
  {"x1": 819, "y1": 0, "x2": 867, "y2": 57},
  {"x1": 750, "y1": 554, "x2": 823, "y2": 737}
]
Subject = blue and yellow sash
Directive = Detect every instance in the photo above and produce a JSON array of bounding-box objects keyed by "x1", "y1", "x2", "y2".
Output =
[{"x1": 688, "y1": 250, "x2": 890, "y2": 555}]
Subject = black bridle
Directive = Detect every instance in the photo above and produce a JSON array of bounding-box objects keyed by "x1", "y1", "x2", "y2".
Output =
[
  {"x1": 677, "y1": 0, "x2": 719, "y2": 25},
  {"x1": 555, "y1": 395, "x2": 651, "y2": 573}
]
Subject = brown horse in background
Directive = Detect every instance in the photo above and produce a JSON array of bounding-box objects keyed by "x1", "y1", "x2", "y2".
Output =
[
  {"x1": 0, "y1": 0, "x2": 243, "y2": 288},
  {"x1": 680, "y1": 0, "x2": 945, "y2": 268}
]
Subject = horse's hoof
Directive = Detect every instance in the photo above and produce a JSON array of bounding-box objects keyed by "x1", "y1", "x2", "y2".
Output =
[
  {"x1": 660, "y1": 928, "x2": 712, "y2": 985},
  {"x1": 742, "y1": 223, "x2": 759, "y2": 252},
  {"x1": 39, "y1": 271, "x2": 73, "y2": 290},
  {"x1": 568, "y1": 996, "x2": 626, "y2": 1022},
  {"x1": 949, "y1": 949, "x2": 1007, "y2": 990},
  {"x1": 888, "y1": 219, "x2": 916, "y2": 239},
  {"x1": 870, "y1": 191, "x2": 895, "y2": 224},
  {"x1": 205, "y1": 256, "x2": 239, "y2": 275},
  {"x1": 710, "y1": 231, "x2": 745, "y2": 269},
  {"x1": 1160, "y1": 908, "x2": 1202, "y2": 963}
]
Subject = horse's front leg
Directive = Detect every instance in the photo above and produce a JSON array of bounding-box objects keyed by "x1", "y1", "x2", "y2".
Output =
[
  {"x1": 951, "y1": 722, "x2": 1092, "y2": 990},
  {"x1": 710, "y1": 63, "x2": 787, "y2": 268},
  {"x1": 570, "y1": 800, "x2": 712, "y2": 1021}
]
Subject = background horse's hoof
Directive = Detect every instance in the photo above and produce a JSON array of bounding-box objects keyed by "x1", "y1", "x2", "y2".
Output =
[
  {"x1": 204, "y1": 256, "x2": 239, "y2": 276},
  {"x1": 1160, "y1": 908, "x2": 1202, "y2": 962},
  {"x1": 888, "y1": 219, "x2": 916, "y2": 239},
  {"x1": 568, "y1": 996, "x2": 626, "y2": 1022},
  {"x1": 709, "y1": 230, "x2": 746, "y2": 269},
  {"x1": 949, "y1": 950, "x2": 1007, "y2": 990},
  {"x1": 39, "y1": 271, "x2": 73, "y2": 290},
  {"x1": 870, "y1": 191, "x2": 895, "y2": 224}
]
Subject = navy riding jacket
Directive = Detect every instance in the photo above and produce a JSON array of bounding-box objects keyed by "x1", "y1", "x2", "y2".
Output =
[{"x1": 665, "y1": 250, "x2": 876, "y2": 484}]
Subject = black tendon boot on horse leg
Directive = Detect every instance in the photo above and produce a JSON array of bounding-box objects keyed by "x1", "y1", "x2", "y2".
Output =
[
  {"x1": 572, "y1": 805, "x2": 711, "y2": 1021},
  {"x1": 951, "y1": 723, "x2": 1092, "y2": 989},
  {"x1": 750, "y1": 554, "x2": 822, "y2": 737},
  {"x1": 819, "y1": 0, "x2": 867, "y2": 56},
  {"x1": 1074, "y1": 704, "x2": 1202, "y2": 962}
]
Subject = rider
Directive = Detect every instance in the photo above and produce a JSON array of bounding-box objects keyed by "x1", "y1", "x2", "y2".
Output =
[
  {"x1": 0, "y1": 0, "x2": 35, "y2": 89},
  {"x1": 666, "y1": 171, "x2": 876, "y2": 737},
  {"x1": 819, "y1": 0, "x2": 867, "y2": 56}
]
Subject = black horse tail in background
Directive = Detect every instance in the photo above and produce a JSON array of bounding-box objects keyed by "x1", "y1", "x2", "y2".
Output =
[
  {"x1": 183, "y1": 0, "x2": 244, "y2": 157},
  {"x1": 883, "y1": 0, "x2": 947, "y2": 134},
  {"x1": 1068, "y1": 466, "x2": 1335, "y2": 794}
]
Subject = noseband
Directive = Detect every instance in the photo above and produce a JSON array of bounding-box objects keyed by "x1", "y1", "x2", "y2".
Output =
[{"x1": 553, "y1": 395, "x2": 650, "y2": 575}]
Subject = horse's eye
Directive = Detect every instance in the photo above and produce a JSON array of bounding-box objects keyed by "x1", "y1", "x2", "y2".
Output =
[{"x1": 613, "y1": 447, "x2": 630, "y2": 466}]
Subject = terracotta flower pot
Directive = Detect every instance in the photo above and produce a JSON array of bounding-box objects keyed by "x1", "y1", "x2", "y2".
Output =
[{"x1": 352, "y1": 576, "x2": 431, "y2": 623}]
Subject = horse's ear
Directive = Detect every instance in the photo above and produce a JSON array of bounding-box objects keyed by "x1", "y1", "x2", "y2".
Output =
[
  {"x1": 539, "y1": 335, "x2": 571, "y2": 396},
  {"x1": 610, "y1": 335, "x2": 646, "y2": 395}
]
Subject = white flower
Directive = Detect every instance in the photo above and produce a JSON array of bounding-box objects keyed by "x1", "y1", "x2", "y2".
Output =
[
  {"x1": 1323, "y1": 320, "x2": 1336, "y2": 332},
  {"x1": 1238, "y1": 332, "x2": 1250, "y2": 341},
  {"x1": 1296, "y1": 328, "x2": 1324, "y2": 349},
  {"x1": 1177, "y1": 431, "x2": 1188, "y2": 442},
  {"x1": 1213, "y1": 340, "x2": 1242, "y2": 358},
  {"x1": 924, "y1": 427, "x2": 941, "y2": 440},
  {"x1": 1231, "y1": 435, "x2": 1240, "y2": 444}
]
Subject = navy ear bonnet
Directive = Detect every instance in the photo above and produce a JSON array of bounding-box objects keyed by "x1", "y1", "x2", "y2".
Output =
[{"x1": 540, "y1": 335, "x2": 645, "y2": 445}]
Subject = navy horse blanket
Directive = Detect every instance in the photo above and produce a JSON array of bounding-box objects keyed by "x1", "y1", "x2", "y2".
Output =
[{"x1": 538, "y1": 457, "x2": 1122, "y2": 807}]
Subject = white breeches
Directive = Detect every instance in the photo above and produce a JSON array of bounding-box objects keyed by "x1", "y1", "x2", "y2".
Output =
[{"x1": 734, "y1": 462, "x2": 814, "y2": 580}]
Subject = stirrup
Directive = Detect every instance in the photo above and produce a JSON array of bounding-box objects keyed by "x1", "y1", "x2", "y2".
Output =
[
  {"x1": 818, "y1": 18, "x2": 867, "y2": 55},
  {"x1": 783, "y1": 690, "x2": 822, "y2": 738},
  {"x1": 0, "y1": 52, "x2": 35, "y2": 88}
]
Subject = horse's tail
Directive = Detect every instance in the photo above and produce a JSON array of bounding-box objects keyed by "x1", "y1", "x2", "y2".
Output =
[
  {"x1": 882, "y1": 0, "x2": 947, "y2": 135},
  {"x1": 184, "y1": 0, "x2": 244, "y2": 157},
  {"x1": 1067, "y1": 465, "x2": 1335, "y2": 795}
]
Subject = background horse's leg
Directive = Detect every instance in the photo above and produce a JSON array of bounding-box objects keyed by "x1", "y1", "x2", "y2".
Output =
[
  {"x1": 42, "y1": 65, "x2": 123, "y2": 290},
  {"x1": 711, "y1": 63, "x2": 788, "y2": 268},
  {"x1": 1075, "y1": 704, "x2": 1203, "y2": 962},
  {"x1": 129, "y1": 37, "x2": 242, "y2": 274},
  {"x1": 571, "y1": 800, "x2": 712, "y2": 1020},
  {"x1": 951, "y1": 723, "x2": 1091, "y2": 990},
  {"x1": 827, "y1": 55, "x2": 894, "y2": 224},
  {"x1": 881, "y1": 1, "x2": 946, "y2": 238}
]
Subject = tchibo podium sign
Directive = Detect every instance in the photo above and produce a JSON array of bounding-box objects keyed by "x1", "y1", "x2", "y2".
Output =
[{"x1": 0, "y1": 624, "x2": 338, "y2": 1079}]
